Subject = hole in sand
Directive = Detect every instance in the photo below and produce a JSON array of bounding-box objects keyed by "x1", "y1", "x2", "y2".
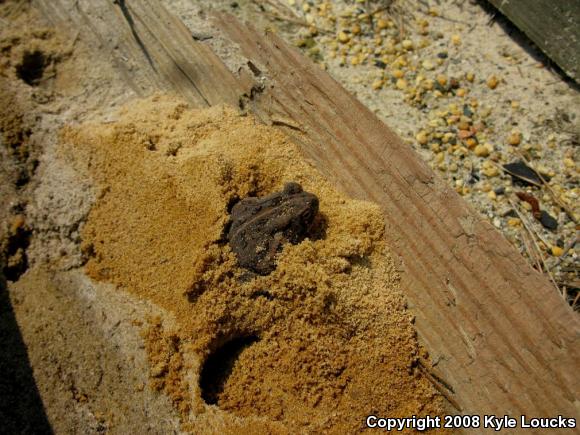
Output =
[
  {"x1": 199, "y1": 334, "x2": 259, "y2": 406},
  {"x1": 16, "y1": 51, "x2": 47, "y2": 86},
  {"x1": 2, "y1": 221, "x2": 31, "y2": 282}
]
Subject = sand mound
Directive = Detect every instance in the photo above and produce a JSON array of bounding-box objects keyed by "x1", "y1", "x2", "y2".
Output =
[{"x1": 61, "y1": 95, "x2": 446, "y2": 433}]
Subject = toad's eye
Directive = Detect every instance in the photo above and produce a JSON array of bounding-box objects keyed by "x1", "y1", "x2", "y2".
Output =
[{"x1": 301, "y1": 207, "x2": 315, "y2": 221}]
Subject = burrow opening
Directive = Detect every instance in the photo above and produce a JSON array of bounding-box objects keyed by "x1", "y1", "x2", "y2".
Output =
[
  {"x1": 16, "y1": 51, "x2": 48, "y2": 86},
  {"x1": 2, "y1": 223, "x2": 31, "y2": 282},
  {"x1": 199, "y1": 334, "x2": 259, "y2": 406}
]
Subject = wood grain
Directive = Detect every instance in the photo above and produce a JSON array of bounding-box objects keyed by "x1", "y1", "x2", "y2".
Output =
[
  {"x1": 33, "y1": 0, "x2": 580, "y2": 428},
  {"x1": 487, "y1": 0, "x2": 580, "y2": 83},
  {"x1": 33, "y1": 0, "x2": 247, "y2": 106}
]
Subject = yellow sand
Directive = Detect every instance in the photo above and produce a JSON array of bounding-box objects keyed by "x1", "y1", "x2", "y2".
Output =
[{"x1": 61, "y1": 95, "x2": 447, "y2": 433}]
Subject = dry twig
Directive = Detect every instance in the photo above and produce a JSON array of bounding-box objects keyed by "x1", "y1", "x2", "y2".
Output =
[
  {"x1": 573, "y1": 292, "x2": 580, "y2": 310},
  {"x1": 520, "y1": 228, "x2": 542, "y2": 272},
  {"x1": 508, "y1": 197, "x2": 561, "y2": 296}
]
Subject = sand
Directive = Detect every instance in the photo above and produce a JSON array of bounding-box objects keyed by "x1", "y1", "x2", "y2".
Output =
[
  {"x1": 2, "y1": 0, "x2": 577, "y2": 431},
  {"x1": 61, "y1": 95, "x2": 447, "y2": 433}
]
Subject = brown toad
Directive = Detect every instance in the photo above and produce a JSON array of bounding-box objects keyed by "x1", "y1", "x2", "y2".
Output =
[{"x1": 227, "y1": 182, "x2": 319, "y2": 275}]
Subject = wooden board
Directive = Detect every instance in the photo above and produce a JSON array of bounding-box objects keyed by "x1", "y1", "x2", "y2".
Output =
[
  {"x1": 33, "y1": 0, "x2": 247, "y2": 106},
  {"x1": 33, "y1": 0, "x2": 580, "y2": 428},
  {"x1": 487, "y1": 0, "x2": 580, "y2": 82}
]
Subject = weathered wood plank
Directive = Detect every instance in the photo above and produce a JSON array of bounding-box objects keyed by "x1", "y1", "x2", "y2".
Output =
[
  {"x1": 214, "y1": 13, "x2": 580, "y2": 424},
  {"x1": 33, "y1": 0, "x2": 247, "y2": 107},
  {"x1": 487, "y1": 0, "x2": 580, "y2": 82}
]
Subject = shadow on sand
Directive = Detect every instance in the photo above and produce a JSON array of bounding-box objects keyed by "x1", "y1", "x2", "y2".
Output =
[{"x1": 0, "y1": 274, "x2": 53, "y2": 434}]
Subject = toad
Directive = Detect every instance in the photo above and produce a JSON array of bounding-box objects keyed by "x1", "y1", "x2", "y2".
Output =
[{"x1": 227, "y1": 182, "x2": 319, "y2": 275}]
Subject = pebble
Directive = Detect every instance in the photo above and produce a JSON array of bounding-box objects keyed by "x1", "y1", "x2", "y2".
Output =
[
  {"x1": 377, "y1": 18, "x2": 389, "y2": 29},
  {"x1": 563, "y1": 158, "x2": 575, "y2": 169},
  {"x1": 402, "y1": 39, "x2": 414, "y2": 50},
  {"x1": 479, "y1": 107, "x2": 492, "y2": 118},
  {"x1": 507, "y1": 217, "x2": 521, "y2": 227},
  {"x1": 416, "y1": 131, "x2": 429, "y2": 145},
  {"x1": 422, "y1": 59, "x2": 435, "y2": 70},
  {"x1": 465, "y1": 138, "x2": 477, "y2": 149},
  {"x1": 500, "y1": 207, "x2": 516, "y2": 217},
  {"x1": 338, "y1": 31, "x2": 350, "y2": 43},
  {"x1": 372, "y1": 79, "x2": 384, "y2": 90},
  {"x1": 486, "y1": 75, "x2": 499, "y2": 89},
  {"x1": 508, "y1": 130, "x2": 521, "y2": 146},
  {"x1": 396, "y1": 78, "x2": 408, "y2": 90},
  {"x1": 436, "y1": 74, "x2": 447, "y2": 87},
  {"x1": 429, "y1": 7, "x2": 439, "y2": 16},
  {"x1": 422, "y1": 79, "x2": 434, "y2": 90},
  {"x1": 457, "y1": 120, "x2": 470, "y2": 130},
  {"x1": 482, "y1": 165, "x2": 499, "y2": 177},
  {"x1": 451, "y1": 34, "x2": 461, "y2": 45},
  {"x1": 474, "y1": 144, "x2": 490, "y2": 157},
  {"x1": 537, "y1": 165, "x2": 554, "y2": 178},
  {"x1": 458, "y1": 129, "x2": 473, "y2": 140},
  {"x1": 392, "y1": 69, "x2": 405, "y2": 79},
  {"x1": 551, "y1": 246, "x2": 564, "y2": 256}
]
